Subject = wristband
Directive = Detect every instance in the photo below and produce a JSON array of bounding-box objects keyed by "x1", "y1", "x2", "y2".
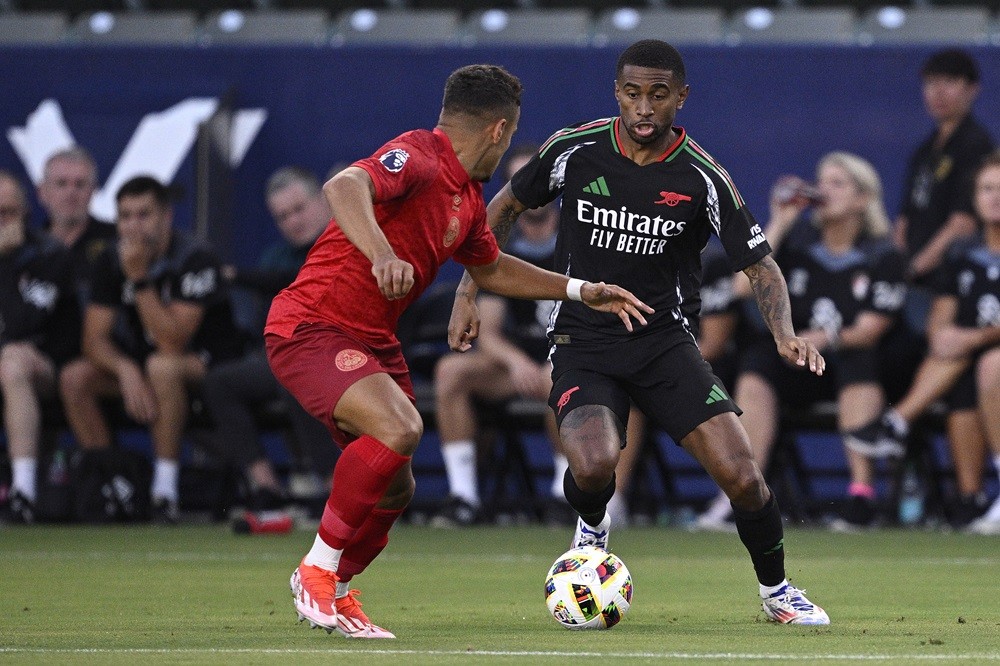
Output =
[{"x1": 566, "y1": 278, "x2": 585, "y2": 302}]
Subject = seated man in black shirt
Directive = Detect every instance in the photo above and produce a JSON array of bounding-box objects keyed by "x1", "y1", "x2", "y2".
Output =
[
  {"x1": 58, "y1": 176, "x2": 244, "y2": 523},
  {"x1": 0, "y1": 171, "x2": 79, "y2": 523}
]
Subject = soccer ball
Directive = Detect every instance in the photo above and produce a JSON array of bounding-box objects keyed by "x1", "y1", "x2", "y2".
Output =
[{"x1": 544, "y1": 546, "x2": 632, "y2": 630}]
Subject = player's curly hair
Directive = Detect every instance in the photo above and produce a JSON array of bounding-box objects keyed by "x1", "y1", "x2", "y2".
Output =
[
  {"x1": 442, "y1": 64, "x2": 522, "y2": 121},
  {"x1": 616, "y1": 40, "x2": 685, "y2": 84}
]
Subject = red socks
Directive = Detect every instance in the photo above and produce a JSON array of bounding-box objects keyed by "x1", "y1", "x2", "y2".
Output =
[
  {"x1": 317, "y1": 435, "x2": 410, "y2": 550},
  {"x1": 337, "y1": 507, "x2": 405, "y2": 582}
]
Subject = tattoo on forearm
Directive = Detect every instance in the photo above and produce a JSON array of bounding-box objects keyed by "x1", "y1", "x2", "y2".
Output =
[
  {"x1": 492, "y1": 203, "x2": 520, "y2": 249},
  {"x1": 745, "y1": 256, "x2": 794, "y2": 339}
]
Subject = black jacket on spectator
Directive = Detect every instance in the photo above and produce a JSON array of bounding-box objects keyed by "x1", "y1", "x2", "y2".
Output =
[{"x1": 0, "y1": 228, "x2": 80, "y2": 366}]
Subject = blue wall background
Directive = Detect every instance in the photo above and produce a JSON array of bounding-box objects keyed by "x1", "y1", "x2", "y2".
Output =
[{"x1": 2, "y1": 44, "x2": 999, "y2": 279}]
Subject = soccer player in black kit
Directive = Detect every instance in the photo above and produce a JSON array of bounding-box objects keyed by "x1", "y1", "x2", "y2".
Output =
[{"x1": 449, "y1": 40, "x2": 830, "y2": 624}]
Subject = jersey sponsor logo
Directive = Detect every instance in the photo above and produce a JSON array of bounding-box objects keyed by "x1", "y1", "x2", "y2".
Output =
[
  {"x1": 335, "y1": 349, "x2": 368, "y2": 372},
  {"x1": 379, "y1": 148, "x2": 409, "y2": 173},
  {"x1": 443, "y1": 216, "x2": 460, "y2": 247},
  {"x1": 578, "y1": 199, "x2": 684, "y2": 256},
  {"x1": 556, "y1": 385, "x2": 580, "y2": 415},
  {"x1": 582, "y1": 176, "x2": 610, "y2": 196},
  {"x1": 655, "y1": 191, "x2": 692, "y2": 206}
]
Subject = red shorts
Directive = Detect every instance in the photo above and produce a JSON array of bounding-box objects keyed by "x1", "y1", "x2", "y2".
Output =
[{"x1": 265, "y1": 322, "x2": 415, "y2": 449}]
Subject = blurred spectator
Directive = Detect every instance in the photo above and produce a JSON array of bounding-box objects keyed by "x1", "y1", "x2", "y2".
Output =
[
  {"x1": 58, "y1": 176, "x2": 244, "y2": 524},
  {"x1": 36, "y1": 147, "x2": 116, "y2": 303},
  {"x1": 431, "y1": 145, "x2": 571, "y2": 526},
  {"x1": 0, "y1": 171, "x2": 79, "y2": 523},
  {"x1": 897, "y1": 49, "x2": 993, "y2": 285},
  {"x1": 851, "y1": 152, "x2": 1000, "y2": 531},
  {"x1": 701, "y1": 152, "x2": 906, "y2": 531},
  {"x1": 202, "y1": 166, "x2": 334, "y2": 524}
]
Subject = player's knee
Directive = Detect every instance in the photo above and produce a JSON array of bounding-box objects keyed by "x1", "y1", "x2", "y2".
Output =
[
  {"x1": 724, "y1": 466, "x2": 768, "y2": 509},
  {"x1": 373, "y1": 411, "x2": 423, "y2": 456},
  {"x1": 977, "y1": 349, "x2": 1000, "y2": 393}
]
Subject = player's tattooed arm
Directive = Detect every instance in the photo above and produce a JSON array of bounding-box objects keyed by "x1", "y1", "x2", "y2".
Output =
[
  {"x1": 743, "y1": 255, "x2": 826, "y2": 375},
  {"x1": 743, "y1": 255, "x2": 795, "y2": 340},
  {"x1": 450, "y1": 184, "x2": 529, "y2": 351}
]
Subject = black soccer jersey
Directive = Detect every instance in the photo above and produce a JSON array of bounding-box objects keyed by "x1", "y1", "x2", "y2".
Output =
[
  {"x1": 90, "y1": 230, "x2": 244, "y2": 365},
  {"x1": 935, "y1": 241, "x2": 1000, "y2": 329},
  {"x1": 510, "y1": 119, "x2": 769, "y2": 344},
  {"x1": 498, "y1": 233, "x2": 557, "y2": 362},
  {"x1": 777, "y1": 238, "x2": 907, "y2": 338}
]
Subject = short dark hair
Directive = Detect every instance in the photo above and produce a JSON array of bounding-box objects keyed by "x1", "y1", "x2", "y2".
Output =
[
  {"x1": 116, "y1": 175, "x2": 171, "y2": 207},
  {"x1": 617, "y1": 40, "x2": 685, "y2": 83},
  {"x1": 442, "y1": 64, "x2": 522, "y2": 120},
  {"x1": 921, "y1": 49, "x2": 979, "y2": 84}
]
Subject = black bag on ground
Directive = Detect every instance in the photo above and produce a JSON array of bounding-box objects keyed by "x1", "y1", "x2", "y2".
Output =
[{"x1": 71, "y1": 449, "x2": 153, "y2": 523}]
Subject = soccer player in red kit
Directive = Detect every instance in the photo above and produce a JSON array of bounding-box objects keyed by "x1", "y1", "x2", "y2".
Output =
[{"x1": 265, "y1": 64, "x2": 653, "y2": 639}]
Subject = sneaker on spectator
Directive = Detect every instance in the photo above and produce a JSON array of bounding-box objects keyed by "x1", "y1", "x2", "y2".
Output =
[
  {"x1": 949, "y1": 492, "x2": 988, "y2": 528},
  {"x1": 762, "y1": 584, "x2": 830, "y2": 625},
  {"x1": 335, "y1": 589, "x2": 395, "y2": 638},
  {"x1": 152, "y1": 497, "x2": 180, "y2": 525},
  {"x1": 694, "y1": 492, "x2": 736, "y2": 532},
  {"x1": 844, "y1": 413, "x2": 905, "y2": 459},
  {"x1": 7, "y1": 490, "x2": 36, "y2": 525},
  {"x1": 966, "y1": 496, "x2": 1000, "y2": 535},
  {"x1": 291, "y1": 560, "x2": 339, "y2": 632},
  {"x1": 571, "y1": 511, "x2": 610, "y2": 551},
  {"x1": 829, "y1": 495, "x2": 877, "y2": 532},
  {"x1": 429, "y1": 495, "x2": 480, "y2": 528}
]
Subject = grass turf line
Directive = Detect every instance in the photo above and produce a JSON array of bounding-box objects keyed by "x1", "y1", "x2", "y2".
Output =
[{"x1": 0, "y1": 525, "x2": 998, "y2": 664}]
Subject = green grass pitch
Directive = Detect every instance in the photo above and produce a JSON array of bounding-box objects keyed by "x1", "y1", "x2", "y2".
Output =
[{"x1": 1, "y1": 524, "x2": 998, "y2": 664}]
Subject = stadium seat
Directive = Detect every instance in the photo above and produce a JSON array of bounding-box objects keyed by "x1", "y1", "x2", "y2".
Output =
[
  {"x1": 857, "y1": 7, "x2": 990, "y2": 44},
  {"x1": 667, "y1": 0, "x2": 779, "y2": 11},
  {"x1": 592, "y1": 8, "x2": 725, "y2": 46},
  {"x1": 16, "y1": 0, "x2": 127, "y2": 17},
  {"x1": 333, "y1": 8, "x2": 460, "y2": 45},
  {"x1": 460, "y1": 8, "x2": 591, "y2": 46},
  {"x1": 727, "y1": 7, "x2": 856, "y2": 45},
  {"x1": 69, "y1": 11, "x2": 198, "y2": 44},
  {"x1": 0, "y1": 11, "x2": 68, "y2": 44},
  {"x1": 201, "y1": 9, "x2": 329, "y2": 44},
  {"x1": 144, "y1": 0, "x2": 257, "y2": 14},
  {"x1": 280, "y1": 0, "x2": 401, "y2": 9}
]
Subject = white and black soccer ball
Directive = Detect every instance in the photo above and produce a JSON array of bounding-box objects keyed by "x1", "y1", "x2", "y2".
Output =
[{"x1": 544, "y1": 546, "x2": 632, "y2": 630}]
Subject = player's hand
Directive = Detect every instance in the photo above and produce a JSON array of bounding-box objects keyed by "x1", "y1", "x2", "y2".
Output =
[
  {"x1": 776, "y1": 335, "x2": 825, "y2": 376},
  {"x1": 580, "y1": 282, "x2": 654, "y2": 333},
  {"x1": 371, "y1": 254, "x2": 414, "y2": 301},
  {"x1": 448, "y1": 293, "x2": 480, "y2": 352},
  {"x1": 117, "y1": 363, "x2": 158, "y2": 424}
]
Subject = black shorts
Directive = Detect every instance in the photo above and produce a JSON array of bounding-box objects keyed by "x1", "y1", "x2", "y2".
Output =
[{"x1": 547, "y1": 327, "x2": 741, "y2": 444}]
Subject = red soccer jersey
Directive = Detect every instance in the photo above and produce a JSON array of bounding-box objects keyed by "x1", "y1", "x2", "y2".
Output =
[{"x1": 265, "y1": 128, "x2": 500, "y2": 345}]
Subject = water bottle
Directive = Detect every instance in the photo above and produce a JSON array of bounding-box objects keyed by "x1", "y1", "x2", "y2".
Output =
[{"x1": 898, "y1": 464, "x2": 924, "y2": 526}]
